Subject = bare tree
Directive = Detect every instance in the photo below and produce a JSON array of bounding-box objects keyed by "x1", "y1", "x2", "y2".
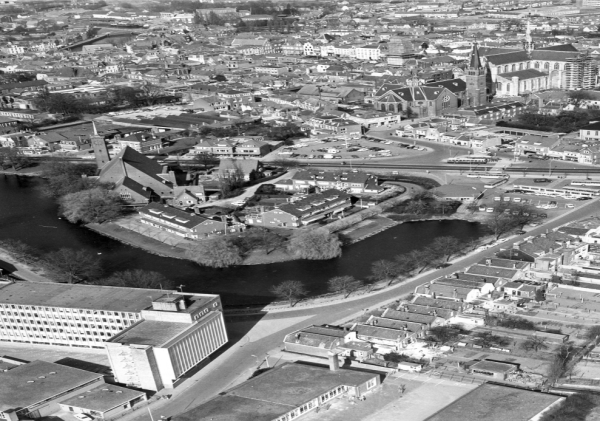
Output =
[
  {"x1": 59, "y1": 187, "x2": 125, "y2": 224},
  {"x1": 370, "y1": 259, "x2": 399, "y2": 286},
  {"x1": 288, "y1": 228, "x2": 342, "y2": 260},
  {"x1": 327, "y1": 275, "x2": 363, "y2": 298},
  {"x1": 521, "y1": 335, "x2": 549, "y2": 352},
  {"x1": 569, "y1": 90, "x2": 593, "y2": 108},
  {"x1": 484, "y1": 203, "x2": 520, "y2": 240},
  {"x1": 585, "y1": 325, "x2": 600, "y2": 342},
  {"x1": 426, "y1": 324, "x2": 463, "y2": 345},
  {"x1": 251, "y1": 228, "x2": 287, "y2": 255},
  {"x1": 271, "y1": 280, "x2": 308, "y2": 307},
  {"x1": 186, "y1": 237, "x2": 243, "y2": 268},
  {"x1": 99, "y1": 269, "x2": 174, "y2": 290},
  {"x1": 430, "y1": 236, "x2": 462, "y2": 262},
  {"x1": 394, "y1": 254, "x2": 418, "y2": 278},
  {"x1": 44, "y1": 248, "x2": 102, "y2": 283},
  {"x1": 193, "y1": 152, "x2": 218, "y2": 171}
]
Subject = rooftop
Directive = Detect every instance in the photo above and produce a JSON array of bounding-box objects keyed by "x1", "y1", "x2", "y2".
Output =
[
  {"x1": 0, "y1": 281, "x2": 167, "y2": 313},
  {"x1": 108, "y1": 320, "x2": 191, "y2": 347},
  {"x1": 174, "y1": 363, "x2": 378, "y2": 421},
  {"x1": 0, "y1": 360, "x2": 103, "y2": 412},
  {"x1": 59, "y1": 384, "x2": 145, "y2": 413},
  {"x1": 425, "y1": 383, "x2": 564, "y2": 421}
]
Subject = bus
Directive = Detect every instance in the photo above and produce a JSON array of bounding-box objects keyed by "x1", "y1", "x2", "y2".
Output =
[{"x1": 447, "y1": 157, "x2": 488, "y2": 164}]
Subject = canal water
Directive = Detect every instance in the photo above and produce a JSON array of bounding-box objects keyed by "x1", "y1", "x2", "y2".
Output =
[{"x1": 0, "y1": 175, "x2": 486, "y2": 305}]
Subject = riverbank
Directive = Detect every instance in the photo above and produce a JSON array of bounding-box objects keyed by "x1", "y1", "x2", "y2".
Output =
[
  {"x1": 0, "y1": 247, "x2": 52, "y2": 283},
  {"x1": 226, "y1": 230, "x2": 500, "y2": 314},
  {"x1": 87, "y1": 202, "x2": 481, "y2": 268}
]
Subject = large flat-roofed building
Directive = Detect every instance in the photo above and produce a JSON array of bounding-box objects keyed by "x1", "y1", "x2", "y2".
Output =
[
  {"x1": 105, "y1": 293, "x2": 227, "y2": 391},
  {"x1": 174, "y1": 362, "x2": 380, "y2": 421},
  {"x1": 0, "y1": 281, "x2": 165, "y2": 349},
  {"x1": 425, "y1": 383, "x2": 565, "y2": 421},
  {"x1": 0, "y1": 360, "x2": 104, "y2": 421}
]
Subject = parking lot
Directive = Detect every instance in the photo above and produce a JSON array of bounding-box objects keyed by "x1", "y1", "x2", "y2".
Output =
[
  {"x1": 273, "y1": 137, "x2": 430, "y2": 161},
  {"x1": 470, "y1": 177, "x2": 589, "y2": 222}
]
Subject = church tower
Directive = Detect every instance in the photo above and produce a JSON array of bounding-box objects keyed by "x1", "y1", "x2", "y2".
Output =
[
  {"x1": 465, "y1": 43, "x2": 487, "y2": 107},
  {"x1": 90, "y1": 121, "x2": 110, "y2": 170}
]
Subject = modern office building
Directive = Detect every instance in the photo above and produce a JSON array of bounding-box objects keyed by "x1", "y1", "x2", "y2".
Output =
[
  {"x1": 0, "y1": 281, "x2": 228, "y2": 392},
  {"x1": 0, "y1": 281, "x2": 160, "y2": 349},
  {"x1": 105, "y1": 293, "x2": 228, "y2": 391}
]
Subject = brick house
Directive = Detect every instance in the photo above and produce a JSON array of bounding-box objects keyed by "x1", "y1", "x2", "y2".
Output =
[
  {"x1": 139, "y1": 203, "x2": 244, "y2": 239},
  {"x1": 276, "y1": 169, "x2": 382, "y2": 194},
  {"x1": 245, "y1": 189, "x2": 352, "y2": 228}
]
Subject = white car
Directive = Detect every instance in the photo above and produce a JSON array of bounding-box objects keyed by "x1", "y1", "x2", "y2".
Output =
[
  {"x1": 74, "y1": 414, "x2": 93, "y2": 421},
  {"x1": 566, "y1": 203, "x2": 575, "y2": 209},
  {"x1": 231, "y1": 200, "x2": 246, "y2": 207}
]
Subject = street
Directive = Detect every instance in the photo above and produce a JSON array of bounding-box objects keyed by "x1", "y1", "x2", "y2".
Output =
[{"x1": 122, "y1": 197, "x2": 600, "y2": 421}]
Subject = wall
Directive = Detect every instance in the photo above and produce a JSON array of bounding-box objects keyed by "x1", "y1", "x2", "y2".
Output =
[{"x1": 153, "y1": 312, "x2": 228, "y2": 388}]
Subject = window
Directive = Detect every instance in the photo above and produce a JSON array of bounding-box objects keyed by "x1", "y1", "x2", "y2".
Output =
[{"x1": 367, "y1": 378, "x2": 377, "y2": 389}]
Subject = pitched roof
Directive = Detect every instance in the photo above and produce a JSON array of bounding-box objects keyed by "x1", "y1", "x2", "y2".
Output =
[
  {"x1": 469, "y1": 43, "x2": 483, "y2": 69},
  {"x1": 497, "y1": 69, "x2": 547, "y2": 80},
  {"x1": 485, "y1": 51, "x2": 530, "y2": 66}
]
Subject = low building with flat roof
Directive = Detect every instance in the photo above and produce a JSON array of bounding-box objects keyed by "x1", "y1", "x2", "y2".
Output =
[
  {"x1": 174, "y1": 362, "x2": 381, "y2": 421},
  {"x1": 58, "y1": 384, "x2": 146, "y2": 420},
  {"x1": 425, "y1": 383, "x2": 565, "y2": 421},
  {"x1": 0, "y1": 360, "x2": 104, "y2": 421}
]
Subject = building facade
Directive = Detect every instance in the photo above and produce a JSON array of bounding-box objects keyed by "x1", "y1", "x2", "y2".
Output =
[{"x1": 105, "y1": 293, "x2": 228, "y2": 391}]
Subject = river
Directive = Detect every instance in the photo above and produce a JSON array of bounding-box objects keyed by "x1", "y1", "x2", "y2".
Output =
[{"x1": 0, "y1": 175, "x2": 486, "y2": 305}]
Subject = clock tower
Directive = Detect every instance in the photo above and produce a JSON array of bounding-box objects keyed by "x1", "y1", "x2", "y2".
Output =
[{"x1": 465, "y1": 43, "x2": 487, "y2": 107}]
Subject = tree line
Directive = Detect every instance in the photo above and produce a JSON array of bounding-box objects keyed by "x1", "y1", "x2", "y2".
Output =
[
  {"x1": 0, "y1": 239, "x2": 171, "y2": 289},
  {"x1": 185, "y1": 227, "x2": 342, "y2": 268},
  {"x1": 369, "y1": 235, "x2": 470, "y2": 287},
  {"x1": 39, "y1": 160, "x2": 126, "y2": 225},
  {"x1": 30, "y1": 84, "x2": 170, "y2": 118}
]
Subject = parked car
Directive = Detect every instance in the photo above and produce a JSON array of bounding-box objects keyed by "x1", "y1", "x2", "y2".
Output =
[{"x1": 486, "y1": 207, "x2": 494, "y2": 213}]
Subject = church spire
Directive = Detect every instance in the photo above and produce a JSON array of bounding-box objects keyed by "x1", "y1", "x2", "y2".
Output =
[
  {"x1": 469, "y1": 42, "x2": 483, "y2": 69},
  {"x1": 525, "y1": 11, "x2": 534, "y2": 53}
]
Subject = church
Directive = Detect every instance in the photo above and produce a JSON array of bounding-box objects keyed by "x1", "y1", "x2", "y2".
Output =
[
  {"x1": 90, "y1": 123, "x2": 175, "y2": 204},
  {"x1": 484, "y1": 20, "x2": 597, "y2": 96},
  {"x1": 374, "y1": 43, "x2": 487, "y2": 118}
]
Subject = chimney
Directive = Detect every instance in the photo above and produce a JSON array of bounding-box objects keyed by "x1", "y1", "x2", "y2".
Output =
[{"x1": 328, "y1": 352, "x2": 340, "y2": 371}]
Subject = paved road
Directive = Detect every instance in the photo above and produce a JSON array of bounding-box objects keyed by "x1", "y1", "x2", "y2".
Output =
[{"x1": 121, "y1": 197, "x2": 600, "y2": 421}]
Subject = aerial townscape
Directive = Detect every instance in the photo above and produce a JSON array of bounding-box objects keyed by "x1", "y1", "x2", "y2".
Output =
[{"x1": 6, "y1": 0, "x2": 600, "y2": 420}]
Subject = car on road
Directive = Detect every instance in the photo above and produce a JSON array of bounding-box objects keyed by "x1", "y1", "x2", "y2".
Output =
[
  {"x1": 74, "y1": 414, "x2": 93, "y2": 421},
  {"x1": 577, "y1": 197, "x2": 592, "y2": 200},
  {"x1": 539, "y1": 213, "x2": 548, "y2": 218},
  {"x1": 566, "y1": 203, "x2": 575, "y2": 208},
  {"x1": 516, "y1": 230, "x2": 527, "y2": 235}
]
